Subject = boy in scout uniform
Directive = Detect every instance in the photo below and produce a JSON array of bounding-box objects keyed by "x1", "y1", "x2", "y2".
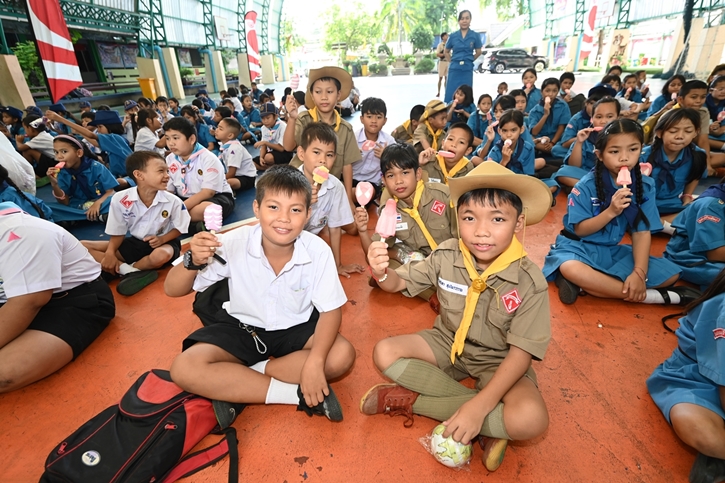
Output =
[
  {"x1": 419, "y1": 122, "x2": 475, "y2": 185},
  {"x1": 283, "y1": 66, "x2": 362, "y2": 234},
  {"x1": 391, "y1": 105, "x2": 425, "y2": 145},
  {"x1": 360, "y1": 161, "x2": 553, "y2": 473},
  {"x1": 413, "y1": 100, "x2": 448, "y2": 154}
]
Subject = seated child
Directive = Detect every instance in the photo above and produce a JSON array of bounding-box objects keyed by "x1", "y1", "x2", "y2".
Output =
[
  {"x1": 467, "y1": 94, "x2": 493, "y2": 147},
  {"x1": 706, "y1": 76, "x2": 725, "y2": 155},
  {"x1": 647, "y1": 272, "x2": 725, "y2": 483},
  {"x1": 447, "y1": 85, "x2": 475, "y2": 125},
  {"x1": 542, "y1": 119, "x2": 699, "y2": 306},
  {"x1": 15, "y1": 115, "x2": 55, "y2": 177},
  {"x1": 0, "y1": 164, "x2": 53, "y2": 220},
  {"x1": 132, "y1": 108, "x2": 166, "y2": 155},
  {"x1": 354, "y1": 97, "x2": 395, "y2": 203},
  {"x1": 647, "y1": 75, "x2": 684, "y2": 118},
  {"x1": 181, "y1": 106, "x2": 217, "y2": 152},
  {"x1": 413, "y1": 100, "x2": 448, "y2": 154},
  {"x1": 241, "y1": 94, "x2": 262, "y2": 137},
  {"x1": 636, "y1": 70, "x2": 649, "y2": 97},
  {"x1": 419, "y1": 122, "x2": 474, "y2": 184},
  {"x1": 554, "y1": 96, "x2": 620, "y2": 188},
  {"x1": 472, "y1": 95, "x2": 517, "y2": 163},
  {"x1": 214, "y1": 117, "x2": 256, "y2": 191},
  {"x1": 298, "y1": 123, "x2": 364, "y2": 278},
  {"x1": 558, "y1": 71, "x2": 585, "y2": 116},
  {"x1": 46, "y1": 103, "x2": 79, "y2": 135},
  {"x1": 360, "y1": 161, "x2": 553, "y2": 472},
  {"x1": 82, "y1": 151, "x2": 189, "y2": 296},
  {"x1": 166, "y1": 165, "x2": 355, "y2": 428},
  {"x1": 0, "y1": 201, "x2": 115, "y2": 393},
  {"x1": 169, "y1": 97, "x2": 180, "y2": 117},
  {"x1": 640, "y1": 108, "x2": 707, "y2": 233},
  {"x1": 664, "y1": 182, "x2": 725, "y2": 288},
  {"x1": 486, "y1": 110, "x2": 537, "y2": 175},
  {"x1": 122, "y1": 100, "x2": 139, "y2": 147},
  {"x1": 47, "y1": 135, "x2": 118, "y2": 223},
  {"x1": 392, "y1": 104, "x2": 425, "y2": 145},
  {"x1": 551, "y1": 85, "x2": 613, "y2": 159},
  {"x1": 1, "y1": 106, "x2": 25, "y2": 149},
  {"x1": 496, "y1": 81, "x2": 508, "y2": 98},
  {"x1": 164, "y1": 117, "x2": 235, "y2": 228},
  {"x1": 254, "y1": 102, "x2": 293, "y2": 169},
  {"x1": 225, "y1": 87, "x2": 244, "y2": 113},
  {"x1": 156, "y1": 96, "x2": 175, "y2": 123},
  {"x1": 617, "y1": 74, "x2": 648, "y2": 120},
  {"x1": 527, "y1": 77, "x2": 571, "y2": 157},
  {"x1": 521, "y1": 68, "x2": 542, "y2": 115},
  {"x1": 673, "y1": 81, "x2": 711, "y2": 166}
]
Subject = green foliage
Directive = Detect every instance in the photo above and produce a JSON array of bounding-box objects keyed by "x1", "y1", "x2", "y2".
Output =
[
  {"x1": 12, "y1": 41, "x2": 44, "y2": 87},
  {"x1": 377, "y1": 64, "x2": 389, "y2": 75},
  {"x1": 282, "y1": 19, "x2": 304, "y2": 55},
  {"x1": 323, "y1": 4, "x2": 381, "y2": 59},
  {"x1": 403, "y1": 54, "x2": 416, "y2": 65},
  {"x1": 410, "y1": 24, "x2": 433, "y2": 53},
  {"x1": 220, "y1": 49, "x2": 236, "y2": 70},
  {"x1": 420, "y1": 0, "x2": 460, "y2": 33},
  {"x1": 479, "y1": 0, "x2": 527, "y2": 21},
  {"x1": 368, "y1": 63, "x2": 379, "y2": 74},
  {"x1": 377, "y1": 43, "x2": 392, "y2": 56},
  {"x1": 414, "y1": 57, "x2": 435, "y2": 74},
  {"x1": 179, "y1": 68, "x2": 194, "y2": 79},
  {"x1": 377, "y1": 0, "x2": 422, "y2": 49}
]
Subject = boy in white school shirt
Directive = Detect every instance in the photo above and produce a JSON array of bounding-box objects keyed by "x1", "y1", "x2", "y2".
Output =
[
  {"x1": 353, "y1": 97, "x2": 395, "y2": 204},
  {"x1": 214, "y1": 117, "x2": 256, "y2": 191}
]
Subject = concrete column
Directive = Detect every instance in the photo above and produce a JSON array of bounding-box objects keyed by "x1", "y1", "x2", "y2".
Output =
[
  {"x1": 136, "y1": 57, "x2": 168, "y2": 98},
  {"x1": 237, "y1": 52, "x2": 252, "y2": 88},
  {"x1": 277, "y1": 55, "x2": 289, "y2": 82},
  {"x1": 203, "y1": 50, "x2": 227, "y2": 93},
  {"x1": 0, "y1": 55, "x2": 34, "y2": 108},
  {"x1": 161, "y1": 47, "x2": 185, "y2": 99},
  {"x1": 260, "y1": 54, "x2": 275, "y2": 84}
]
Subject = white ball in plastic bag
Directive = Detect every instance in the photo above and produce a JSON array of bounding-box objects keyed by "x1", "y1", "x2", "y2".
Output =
[{"x1": 429, "y1": 424, "x2": 473, "y2": 468}]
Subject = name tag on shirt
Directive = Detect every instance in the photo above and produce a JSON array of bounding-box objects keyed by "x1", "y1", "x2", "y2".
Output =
[
  {"x1": 429, "y1": 177, "x2": 442, "y2": 184},
  {"x1": 438, "y1": 277, "x2": 467, "y2": 295},
  {"x1": 396, "y1": 222, "x2": 408, "y2": 231}
]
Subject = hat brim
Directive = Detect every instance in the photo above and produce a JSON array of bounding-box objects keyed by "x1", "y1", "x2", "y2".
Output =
[
  {"x1": 304, "y1": 66, "x2": 352, "y2": 109},
  {"x1": 448, "y1": 171, "x2": 553, "y2": 225},
  {"x1": 421, "y1": 102, "x2": 447, "y2": 121}
]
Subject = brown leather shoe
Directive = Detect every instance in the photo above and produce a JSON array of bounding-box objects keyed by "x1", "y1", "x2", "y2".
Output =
[
  {"x1": 479, "y1": 436, "x2": 508, "y2": 471},
  {"x1": 359, "y1": 383, "x2": 419, "y2": 427}
]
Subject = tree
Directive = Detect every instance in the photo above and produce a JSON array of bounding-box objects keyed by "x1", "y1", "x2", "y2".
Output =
[
  {"x1": 420, "y1": 0, "x2": 460, "y2": 34},
  {"x1": 323, "y1": 5, "x2": 380, "y2": 59},
  {"x1": 281, "y1": 19, "x2": 304, "y2": 56},
  {"x1": 479, "y1": 0, "x2": 526, "y2": 22},
  {"x1": 410, "y1": 25, "x2": 433, "y2": 53},
  {"x1": 12, "y1": 41, "x2": 44, "y2": 87},
  {"x1": 377, "y1": 0, "x2": 423, "y2": 54}
]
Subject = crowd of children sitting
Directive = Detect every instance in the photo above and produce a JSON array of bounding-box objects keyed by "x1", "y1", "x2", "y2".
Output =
[{"x1": 4, "y1": 62, "x2": 725, "y2": 482}]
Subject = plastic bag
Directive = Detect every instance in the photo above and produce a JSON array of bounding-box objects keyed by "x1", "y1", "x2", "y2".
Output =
[{"x1": 418, "y1": 424, "x2": 472, "y2": 470}]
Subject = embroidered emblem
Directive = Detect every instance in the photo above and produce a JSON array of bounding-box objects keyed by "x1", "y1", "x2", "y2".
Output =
[
  {"x1": 7, "y1": 231, "x2": 20, "y2": 242},
  {"x1": 568, "y1": 197, "x2": 575, "y2": 206},
  {"x1": 571, "y1": 188, "x2": 580, "y2": 196},
  {"x1": 208, "y1": 167, "x2": 219, "y2": 173},
  {"x1": 197, "y1": 169, "x2": 203, "y2": 176},
  {"x1": 181, "y1": 167, "x2": 186, "y2": 175},
  {"x1": 501, "y1": 289, "x2": 522, "y2": 314},
  {"x1": 119, "y1": 194, "x2": 133, "y2": 209},
  {"x1": 161, "y1": 210, "x2": 169, "y2": 218},
  {"x1": 697, "y1": 215, "x2": 721, "y2": 224},
  {"x1": 431, "y1": 200, "x2": 446, "y2": 215},
  {"x1": 714, "y1": 328, "x2": 725, "y2": 339},
  {"x1": 169, "y1": 163, "x2": 179, "y2": 174}
]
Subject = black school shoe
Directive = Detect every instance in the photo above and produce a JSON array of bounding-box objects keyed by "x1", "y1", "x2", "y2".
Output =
[
  {"x1": 296, "y1": 385, "x2": 343, "y2": 422},
  {"x1": 116, "y1": 270, "x2": 158, "y2": 296},
  {"x1": 655, "y1": 286, "x2": 701, "y2": 306},
  {"x1": 555, "y1": 272, "x2": 580, "y2": 305},
  {"x1": 211, "y1": 400, "x2": 246, "y2": 430},
  {"x1": 689, "y1": 452, "x2": 725, "y2": 483}
]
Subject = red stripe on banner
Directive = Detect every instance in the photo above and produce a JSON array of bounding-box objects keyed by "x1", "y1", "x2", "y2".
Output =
[
  {"x1": 36, "y1": 40, "x2": 77, "y2": 66},
  {"x1": 28, "y1": 0, "x2": 72, "y2": 42},
  {"x1": 48, "y1": 78, "x2": 83, "y2": 98}
]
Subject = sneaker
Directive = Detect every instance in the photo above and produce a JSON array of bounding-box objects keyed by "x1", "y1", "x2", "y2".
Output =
[
  {"x1": 479, "y1": 437, "x2": 508, "y2": 472},
  {"x1": 296, "y1": 385, "x2": 343, "y2": 422},
  {"x1": 555, "y1": 272, "x2": 579, "y2": 305},
  {"x1": 211, "y1": 400, "x2": 246, "y2": 430},
  {"x1": 689, "y1": 452, "x2": 725, "y2": 483},
  {"x1": 359, "y1": 383, "x2": 418, "y2": 427},
  {"x1": 116, "y1": 270, "x2": 158, "y2": 296}
]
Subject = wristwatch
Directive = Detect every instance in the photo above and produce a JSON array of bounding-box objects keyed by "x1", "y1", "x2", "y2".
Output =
[{"x1": 183, "y1": 250, "x2": 208, "y2": 271}]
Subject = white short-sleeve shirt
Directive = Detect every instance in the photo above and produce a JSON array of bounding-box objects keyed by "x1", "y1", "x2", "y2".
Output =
[
  {"x1": 261, "y1": 120, "x2": 286, "y2": 145},
  {"x1": 134, "y1": 127, "x2": 164, "y2": 155},
  {"x1": 0, "y1": 205, "x2": 100, "y2": 303},
  {"x1": 299, "y1": 165, "x2": 353, "y2": 234},
  {"x1": 26, "y1": 131, "x2": 56, "y2": 158},
  {"x1": 105, "y1": 187, "x2": 191, "y2": 239},
  {"x1": 353, "y1": 128, "x2": 395, "y2": 183},
  {"x1": 220, "y1": 141, "x2": 257, "y2": 178},
  {"x1": 166, "y1": 146, "x2": 233, "y2": 197},
  {"x1": 192, "y1": 224, "x2": 347, "y2": 330}
]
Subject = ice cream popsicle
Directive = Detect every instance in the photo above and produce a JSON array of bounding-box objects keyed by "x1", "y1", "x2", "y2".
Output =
[
  {"x1": 526, "y1": 83, "x2": 533, "y2": 89},
  {"x1": 671, "y1": 92, "x2": 678, "y2": 101},
  {"x1": 503, "y1": 139, "x2": 512, "y2": 147},
  {"x1": 438, "y1": 150, "x2": 455, "y2": 159},
  {"x1": 564, "y1": 89, "x2": 570, "y2": 95},
  {"x1": 355, "y1": 181, "x2": 375, "y2": 207},
  {"x1": 203, "y1": 204, "x2": 224, "y2": 264},
  {"x1": 312, "y1": 166, "x2": 329, "y2": 186},
  {"x1": 640, "y1": 162, "x2": 653, "y2": 176},
  {"x1": 626, "y1": 87, "x2": 632, "y2": 94},
  {"x1": 617, "y1": 166, "x2": 632, "y2": 188},
  {"x1": 718, "y1": 111, "x2": 725, "y2": 122},
  {"x1": 361, "y1": 140, "x2": 377, "y2": 152},
  {"x1": 486, "y1": 111, "x2": 492, "y2": 121},
  {"x1": 593, "y1": 126, "x2": 604, "y2": 132},
  {"x1": 544, "y1": 97, "x2": 551, "y2": 106},
  {"x1": 539, "y1": 136, "x2": 550, "y2": 144},
  {"x1": 50, "y1": 161, "x2": 65, "y2": 178},
  {"x1": 490, "y1": 121, "x2": 499, "y2": 128},
  {"x1": 376, "y1": 199, "x2": 398, "y2": 242}
]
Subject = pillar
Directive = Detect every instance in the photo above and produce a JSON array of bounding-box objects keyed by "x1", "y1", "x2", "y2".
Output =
[
  {"x1": 237, "y1": 52, "x2": 252, "y2": 88},
  {"x1": 277, "y1": 55, "x2": 289, "y2": 82},
  {"x1": 0, "y1": 55, "x2": 34, "y2": 108},
  {"x1": 136, "y1": 57, "x2": 168, "y2": 98},
  {"x1": 203, "y1": 49, "x2": 227, "y2": 93},
  {"x1": 161, "y1": 47, "x2": 185, "y2": 99},
  {"x1": 260, "y1": 54, "x2": 275, "y2": 84}
]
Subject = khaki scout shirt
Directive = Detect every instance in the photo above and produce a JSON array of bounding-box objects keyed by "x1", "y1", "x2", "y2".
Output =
[
  {"x1": 373, "y1": 182, "x2": 456, "y2": 256},
  {"x1": 289, "y1": 111, "x2": 362, "y2": 178},
  {"x1": 396, "y1": 238, "x2": 551, "y2": 361},
  {"x1": 413, "y1": 122, "x2": 446, "y2": 153},
  {"x1": 391, "y1": 122, "x2": 415, "y2": 145},
  {"x1": 422, "y1": 158, "x2": 474, "y2": 185}
]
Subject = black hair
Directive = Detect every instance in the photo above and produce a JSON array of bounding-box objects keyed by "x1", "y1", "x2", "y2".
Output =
[
  {"x1": 218, "y1": 117, "x2": 242, "y2": 137},
  {"x1": 440, "y1": 32, "x2": 448, "y2": 37},
  {"x1": 587, "y1": 88, "x2": 609, "y2": 104},
  {"x1": 680, "y1": 80, "x2": 709, "y2": 98},
  {"x1": 284, "y1": 87, "x2": 292, "y2": 95},
  {"x1": 594, "y1": 119, "x2": 648, "y2": 228},
  {"x1": 410, "y1": 104, "x2": 425, "y2": 121},
  {"x1": 293, "y1": 91, "x2": 306, "y2": 106},
  {"x1": 498, "y1": 109, "x2": 524, "y2": 128},
  {"x1": 137, "y1": 97, "x2": 153, "y2": 108},
  {"x1": 541, "y1": 77, "x2": 560, "y2": 91},
  {"x1": 494, "y1": 95, "x2": 516, "y2": 111},
  {"x1": 684, "y1": 266, "x2": 725, "y2": 312},
  {"x1": 131, "y1": 108, "x2": 158, "y2": 140},
  {"x1": 498, "y1": 81, "x2": 508, "y2": 88},
  {"x1": 155, "y1": 96, "x2": 169, "y2": 105},
  {"x1": 22, "y1": 114, "x2": 47, "y2": 132},
  {"x1": 169, "y1": 97, "x2": 178, "y2": 104},
  {"x1": 607, "y1": 65, "x2": 623, "y2": 75},
  {"x1": 559, "y1": 72, "x2": 575, "y2": 83},
  {"x1": 649, "y1": 108, "x2": 707, "y2": 184},
  {"x1": 240, "y1": 94, "x2": 251, "y2": 104},
  {"x1": 508, "y1": 89, "x2": 527, "y2": 100},
  {"x1": 601, "y1": 74, "x2": 621, "y2": 86},
  {"x1": 380, "y1": 143, "x2": 419, "y2": 173},
  {"x1": 521, "y1": 68, "x2": 537, "y2": 80},
  {"x1": 457, "y1": 188, "x2": 523, "y2": 216},
  {"x1": 477, "y1": 94, "x2": 493, "y2": 106},
  {"x1": 711, "y1": 76, "x2": 725, "y2": 89},
  {"x1": 458, "y1": 9, "x2": 471, "y2": 20},
  {"x1": 104, "y1": 123, "x2": 125, "y2": 135},
  {"x1": 708, "y1": 64, "x2": 725, "y2": 84},
  {"x1": 592, "y1": 96, "x2": 621, "y2": 117},
  {"x1": 0, "y1": 163, "x2": 46, "y2": 219},
  {"x1": 221, "y1": 99, "x2": 235, "y2": 109},
  {"x1": 661, "y1": 75, "x2": 686, "y2": 98},
  {"x1": 448, "y1": 122, "x2": 474, "y2": 148},
  {"x1": 125, "y1": 150, "x2": 165, "y2": 182},
  {"x1": 300, "y1": 122, "x2": 338, "y2": 150},
  {"x1": 81, "y1": 111, "x2": 95, "y2": 121},
  {"x1": 634, "y1": 69, "x2": 646, "y2": 77},
  {"x1": 255, "y1": 164, "x2": 311, "y2": 209},
  {"x1": 97, "y1": 104, "x2": 111, "y2": 111},
  {"x1": 259, "y1": 94, "x2": 270, "y2": 104},
  {"x1": 310, "y1": 76, "x2": 341, "y2": 92},
  {"x1": 454, "y1": 84, "x2": 474, "y2": 107},
  {"x1": 163, "y1": 117, "x2": 197, "y2": 140},
  {"x1": 214, "y1": 106, "x2": 232, "y2": 118},
  {"x1": 180, "y1": 106, "x2": 198, "y2": 120},
  {"x1": 53, "y1": 135, "x2": 101, "y2": 162},
  {"x1": 360, "y1": 97, "x2": 387, "y2": 117},
  {"x1": 191, "y1": 98, "x2": 205, "y2": 110},
  {"x1": 227, "y1": 87, "x2": 239, "y2": 97}
]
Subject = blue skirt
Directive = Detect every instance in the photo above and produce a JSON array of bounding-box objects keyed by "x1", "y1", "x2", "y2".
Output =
[
  {"x1": 647, "y1": 349, "x2": 725, "y2": 424},
  {"x1": 663, "y1": 254, "x2": 725, "y2": 289},
  {"x1": 51, "y1": 197, "x2": 112, "y2": 222},
  {"x1": 551, "y1": 143, "x2": 570, "y2": 159},
  {"x1": 445, "y1": 65, "x2": 473, "y2": 103},
  {"x1": 542, "y1": 235, "x2": 681, "y2": 286}
]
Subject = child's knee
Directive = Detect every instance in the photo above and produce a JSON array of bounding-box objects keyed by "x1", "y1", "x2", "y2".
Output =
[
  {"x1": 149, "y1": 247, "x2": 173, "y2": 267},
  {"x1": 372, "y1": 339, "x2": 397, "y2": 371},
  {"x1": 326, "y1": 337, "x2": 355, "y2": 376},
  {"x1": 506, "y1": 398, "x2": 549, "y2": 440},
  {"x1": 169, "y1": 351, "x2": 200, "y2": 389}
]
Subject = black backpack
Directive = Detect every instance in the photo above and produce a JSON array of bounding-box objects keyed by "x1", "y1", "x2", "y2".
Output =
[{"x1": 40, "y1": 369, "x2": 240, "y2": 483}]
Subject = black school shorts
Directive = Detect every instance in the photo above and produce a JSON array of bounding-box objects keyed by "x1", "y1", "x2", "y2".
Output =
[{"x1": 118, "y1": 236, "x2": 182, "y2": 265}]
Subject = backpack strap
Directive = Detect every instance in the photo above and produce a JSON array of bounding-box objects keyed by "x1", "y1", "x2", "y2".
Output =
[{"x1": 160, "y1": 428, "x2": 239, "y2": 483}]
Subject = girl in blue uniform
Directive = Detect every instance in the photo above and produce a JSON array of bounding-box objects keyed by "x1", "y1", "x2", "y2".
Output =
[
  {"x1": 647, "y1": 75, "x2": 684, "y2": 118},
  {"x1": 706, "y1": 76, "x2": 725, "y2": 152},
  {"x1": 640, "y1": 108, "x2": 707, "y2": 232},
  {"x1": 521, "y1": 69, "x2": 542, "y2": 115},
  {"x1": 554, "y1": 96, "x2": 620, "y2": 189},
  {"x1": 527, "y1": 77, "x2": 571, "y2": 157},
  {"x1": 617, "y1": 74, "x2": 646, "y2": 120},
  {"x1": 542, "y1": 119, "x2": 698, "y2": 306},
  {"x1": 443, "y1": 10, "x2": 483, "y2": 103},
  {"x1": 181, "y1": 106, "x2": 217, "y2": 152},
  {"x1": 663, "y1": 182, "x2": 725, "y2": 287},
  {"x1": 47, "y1": 135, "x2": 119, "y2": 223},
  {"x1": 447, "y1": 84, "x2": 475, "y2": 126},
  {"x1": 0, "y1": 164, "x2": 53, "y2": 220},
  {"x1": 486, "y1": 110, "x2": 536, "y2": 175},
  {"x1": 467, "y1": 94, "x2": 492, "y2": 148},
  {"x1": 647, "y1": 270, "x2": 725, "y2": 483},
  {"x1": 552, "y1": 85, "x2": 614, "y2": 159},
  {"x1": 1, "y1": 106, "x2": 24, "y2": 149}
]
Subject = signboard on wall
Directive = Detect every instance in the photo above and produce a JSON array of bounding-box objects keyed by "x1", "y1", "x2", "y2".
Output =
[{"x1": 97, "y1": 43, "x2": 138, "y2": 68}]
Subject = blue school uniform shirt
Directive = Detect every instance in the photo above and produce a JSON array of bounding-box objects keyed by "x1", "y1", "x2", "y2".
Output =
[
  {"x1": 57, "y1": 159, "x2": 119, "y2": 209},
  {"x1": 196, "y1": 122, "x2": 216, "y2": 150},
  {"x1": 445, "y1": 30, "x2": 483, "y2": 67},
  {"x1": 564, "y1": 171, "x2": 662, "y2": 246},
  {"x1": 563, "y1": 138, "x2": 597, "y2": 172},
  {"x1": 487, "y1": 138, "x2": 535, "y2": 175},
  {"x1": 552, "y1": 110, "x2": 591, "y2": 158},
  {"x1": 647, "y1": 94, "x2": 669, "y2": 117},
  {"x1": 241, "y1": 108, "x2": 262, "y2": 127},
  {"x1": 448, "y1": 102, "x2": 475, "y2": 126},
  {"x1": 0, "y1": 182, "x2": 53, "y2": 220},
  {"x1": 476, "y1": 122, "x2": 534, "y2": 157},
  {"x1": 467, "y1": 111, "x2": 490, "y2": 141},
  {"x1": 96, "y1": 133, "x2": 132, "y2": 177},
  {"x1": 524, "y1": 87, "x2": 542, "y2": 114},
  {"x1": 527, "y1": 99, "x2": 571, "y2": 139},
  {"x1": 640, "y1": 144, "x2": 706, "y2": 214},
  {"x1": 705, "y1": 94, "x2": 725, "y2": 122}
]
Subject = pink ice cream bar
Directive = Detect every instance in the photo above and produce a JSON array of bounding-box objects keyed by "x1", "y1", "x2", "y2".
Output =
[
  {"x1": 376, "y1": 199, "x2": 398, "y2": 241},
  {"x1": 526, "y1": 83, "x2": 532, "y2": 89},
  {"x1": 203, "y1": 204, "x2": 223, "y2": 233},
  {"x1": 640, "y1": 162, "x2": 653, "y2": 176},
  {"x1": 355, "y1": 181, "x2": 375, "y2": 207},
  {"x1": 564, "y1": 89, "x2": 570, "y2": 94},
  {"x1": 544, "y1": 97, "x2": 551, "y2": 105},
  {"x1": 539, "y1": 136, "x2": 550, "y2": 144},
  {"x1": 503, "y1": 139, "x2": 512, "y2": 147},
  {"x1": 438, "y1": 150, "x2": 455, "y2": 159},
  {"x1": 55, "y1": 162, "x2": 65, "y2": 169},
  {"x1": 490, "y1": 121, "x2": 499, "y2": 128},
  {"x1": 486, "y1": 111, "x2": 492, "y2": 121},
  {"x1": 593, "y1": 126, "x2": 604, "y2": 132},
  {"x1": 361, "y1": 140, "x2": 377, "y2": 152},
  {"x1": 718, "y1": 111, "x2": 725, "y2": 122},
  {"x1": 671, "y1": 92, "x2": 678, "y2": 101},
  {"x1": 312, "y1": 166, "x2": 329, "y2": 186},
  {"x1": 626, "y1": 87, "x2": 632, "y2": 94},
  {"x1": 617, "y1": 166, "x2": 632, "y2": 187}
]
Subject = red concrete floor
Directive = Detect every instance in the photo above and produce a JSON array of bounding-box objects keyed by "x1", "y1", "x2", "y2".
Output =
[{"x1": 0, "y1": 191, "x2": 694, "y2": 483}]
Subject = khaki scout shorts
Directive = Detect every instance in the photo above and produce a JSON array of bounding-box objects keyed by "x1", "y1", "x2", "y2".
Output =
[{"x1": 438, "y1": 60, "x2": 449, "y2": 77}]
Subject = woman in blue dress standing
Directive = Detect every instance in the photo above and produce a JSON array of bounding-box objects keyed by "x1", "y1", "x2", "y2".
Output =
[{"x1": 444, "y1": 10, "x2": 482, "y2": 103}]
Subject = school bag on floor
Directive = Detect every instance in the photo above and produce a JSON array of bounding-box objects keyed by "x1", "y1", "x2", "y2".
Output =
[{"x1": 39, "y1": 369, "x2": 241, "y2": 483}]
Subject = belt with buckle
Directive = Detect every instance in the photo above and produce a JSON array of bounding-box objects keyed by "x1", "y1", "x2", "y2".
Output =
[{"x1": 459, "y1": 61, "x2": 465, "y2": 65}]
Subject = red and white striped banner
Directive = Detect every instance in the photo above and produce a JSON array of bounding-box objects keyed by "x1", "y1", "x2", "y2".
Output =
[
  {"x1": 25, "y1": 0, "x2": 82, "y2": 102},
  {"x1": 245, "y1": 11, "x2": 262, "y2": 82}
]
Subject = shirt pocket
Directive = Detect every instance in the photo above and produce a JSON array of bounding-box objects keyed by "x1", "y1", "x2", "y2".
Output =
[
  {"x1": 437, "y1": 287, "x2": 466, "y2": 332},
  {"x1": 469, "y1": 307, "x2": 512, "y2": 350},
  {"x1": 283, "y1": 285, "x2": 311, "y2": 314}
]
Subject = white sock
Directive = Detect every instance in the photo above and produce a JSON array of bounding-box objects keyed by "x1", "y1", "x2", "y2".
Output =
[
  {"x1": 265, "y1": 378, "x2": 300, "y2": 405},
  {"x1": 661, "y1": 221, "x2": 675, "y2": 235},
  {"x1": 118, "y1": 263, "x2": 139, "y2": 276},
  {"x1": 249, "y1": 359, "x2": 269, "y2": 374},
  {"x1": 643, "y1": 289, "x2": 681, "y2": 305}
]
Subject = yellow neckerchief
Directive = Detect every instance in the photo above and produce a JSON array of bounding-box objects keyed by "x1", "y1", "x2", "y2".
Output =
[
  {"x1": 393, "y1": 180, "x2": 438, "y2": 250},
  {"x1": 424, "y1": 120, "x2": 442, "y2": 151},
  {"x1": 309, "y1": 106, "x2": 341, "y2": 132},
  {"x1": 436, "y1": 154, "x2": 469, "y2": 185},
  {"x1": 402, "y1": 119, "x2": 412, "y2": 134},
  {"x1": 450, "y1": 236, "x2": 527, "y2": 363}
]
